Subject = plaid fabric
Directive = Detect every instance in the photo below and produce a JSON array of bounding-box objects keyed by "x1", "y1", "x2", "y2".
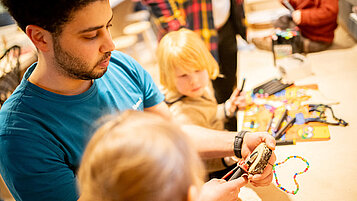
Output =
[
  {"x1": 143, "y1": 0, "x2": 245, "y2": 60},
  {"x1": 143, "y1": 0, "x2": 219, "y2": 59}
]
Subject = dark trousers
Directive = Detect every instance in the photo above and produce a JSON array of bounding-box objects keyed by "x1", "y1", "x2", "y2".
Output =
[{"x1": 212, "y1": 15, "x2": 238, "y2": 131}]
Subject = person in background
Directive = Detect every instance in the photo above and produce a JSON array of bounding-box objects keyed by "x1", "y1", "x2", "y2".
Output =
[
  {"x1": 253, "y1": 0, "x2": 339, "y2": 53},
  {"x1": 78, "y1": 110, "x2": 249, "y2": 201},
  {"x1": 0, "y1": 0, "x2": 275, "y2": 200},
  {"x1": 157, "y1": 28, "x2": 247, "y2": 176},
  {"x1": 142, "y1": 0, "x2": 247, "y2": 131}
]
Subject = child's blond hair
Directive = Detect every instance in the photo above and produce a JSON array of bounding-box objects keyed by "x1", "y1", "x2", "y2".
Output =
[
  {"x1": 78, "y1": 110, "x2": 205, "y2": 201},
  {"x1": 157, "y1": 28, "x2": 220, "y2": 92}
]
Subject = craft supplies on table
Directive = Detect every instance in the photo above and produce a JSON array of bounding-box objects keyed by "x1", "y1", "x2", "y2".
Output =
[{"x1": 240, "y1": 84, "x2": 341, "y2": 142}]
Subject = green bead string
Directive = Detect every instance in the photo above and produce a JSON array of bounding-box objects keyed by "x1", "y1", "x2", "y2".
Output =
[{"x1": 272, "y1": 156, "x2": 309, "y2": 195}]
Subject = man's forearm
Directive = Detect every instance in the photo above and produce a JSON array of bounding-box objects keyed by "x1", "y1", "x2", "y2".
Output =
[{"x1": 181, "y1": 124, "x2": 235, "y2": 159}]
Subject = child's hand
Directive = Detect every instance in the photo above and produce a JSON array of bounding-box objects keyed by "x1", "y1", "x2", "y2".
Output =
[
  {"x1": 198, "y1": 177, "x2": 248, "y2": 201},
  {"x1": 225, "y1": 89, "x2": 247, "y2": 117},
  {"x1": 292, "y1": 10, "x2": 301, "y2": 24},
  {"x1": 233, "y1": 91, "x2": 247, "y2": 110}
]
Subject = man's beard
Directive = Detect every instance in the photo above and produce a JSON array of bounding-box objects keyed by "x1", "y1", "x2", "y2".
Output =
[{"x1": 53, "y1": 39, "x2": 111, "y2": 80}]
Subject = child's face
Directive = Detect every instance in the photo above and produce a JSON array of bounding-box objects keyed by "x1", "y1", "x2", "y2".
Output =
[{"x1": 174, "y1": 67, "x2": 209, "y2": 98}]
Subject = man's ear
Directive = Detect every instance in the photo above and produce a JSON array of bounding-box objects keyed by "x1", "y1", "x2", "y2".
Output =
[{"x1": 26, "y1": 25, "x2": 52, "y2": 52}]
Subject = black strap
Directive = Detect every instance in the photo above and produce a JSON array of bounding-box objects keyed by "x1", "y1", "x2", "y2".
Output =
[{"x1": 234, "y1": 131, "x2": 248, "y2": 158}]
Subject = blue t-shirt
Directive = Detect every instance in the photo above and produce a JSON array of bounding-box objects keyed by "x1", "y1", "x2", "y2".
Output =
[{"x1": 0, "y1": 51, "x2": 164, "y2": 201}]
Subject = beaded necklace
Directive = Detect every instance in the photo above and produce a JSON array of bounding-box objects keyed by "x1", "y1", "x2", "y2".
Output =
[{"x1": 272, "y1": 156, "x2": 310, "y2": 195}]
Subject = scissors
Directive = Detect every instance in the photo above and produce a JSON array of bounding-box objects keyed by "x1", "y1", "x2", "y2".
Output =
[{"x1": 222, "y1": 143, "x2": 272, "y2": 181}]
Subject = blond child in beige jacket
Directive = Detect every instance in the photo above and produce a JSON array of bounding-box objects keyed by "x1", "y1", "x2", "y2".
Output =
[{"x1": 157, "y1": 28, "x2": 246, "y2": 173}]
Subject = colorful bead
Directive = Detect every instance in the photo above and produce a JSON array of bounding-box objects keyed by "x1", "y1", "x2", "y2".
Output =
[{"x1": 273, "y1": 155, "x2": 309, "y2": 195}]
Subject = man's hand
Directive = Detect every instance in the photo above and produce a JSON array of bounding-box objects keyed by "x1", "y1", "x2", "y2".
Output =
[
  {"x1": 241, "y1": 132, "x2": 276, "y2": 186},
  {"x1": 198, "y1": 177, "x2": 248, "y2": 201}
]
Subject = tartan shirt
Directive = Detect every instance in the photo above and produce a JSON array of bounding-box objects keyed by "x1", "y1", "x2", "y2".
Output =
[{"x1": 143, "y1": 0, "x2": 245, "y2": 60}]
